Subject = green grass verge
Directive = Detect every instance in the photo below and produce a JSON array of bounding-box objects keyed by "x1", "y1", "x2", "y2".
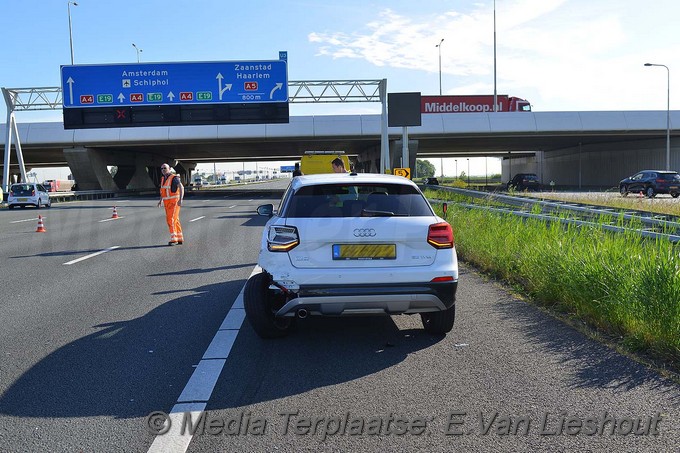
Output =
[{"x1": 428, "y1": 191, "x2": 680, "y2": 368}]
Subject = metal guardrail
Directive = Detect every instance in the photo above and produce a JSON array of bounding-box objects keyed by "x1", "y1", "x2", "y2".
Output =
[
  {"x1": 426, "y1": 186, "x2": 680, "y2": 244},
  {"x1": 46, "y1": 190, "x2": 116, "y2": 202}
]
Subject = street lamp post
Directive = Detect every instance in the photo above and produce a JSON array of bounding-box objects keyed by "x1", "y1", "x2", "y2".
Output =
[
  {"x1": 644, "y1": 63, "x2": 671, "y2": 170},
  {"x1": 493, "y1": 0, "x2": 497, "y2": 111},
  {"x1": 467, "y1": 158, "x2": 470, "y2": 185},
  {"x1": 132, "y1": 43, "x2": 143, "y2": 63},
  {"x1": 455, "y1": 159, "x2": 458, "y2": 180},
  {"x1": 436, "y1": 38, "x2": 444, "y2": 95},
  {"x1": 67, "y1": 1, "x2": 78, "y2": 65}
]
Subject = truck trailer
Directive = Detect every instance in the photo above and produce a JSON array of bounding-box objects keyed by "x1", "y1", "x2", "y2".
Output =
[
  {"x1": 43, "y1": 179, "x2": 75, "y2": 192},
  {"x1": 421, "y1": 95, "x2": 531, "y2": 113}
]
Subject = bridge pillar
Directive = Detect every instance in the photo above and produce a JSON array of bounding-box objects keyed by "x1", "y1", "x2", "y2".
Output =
[
  {"x1": 64, "y1": 147, "x2": 165, "y2": 191},
  {"x1": 63, "y1": 147, "x2": 117, "y2": 191},
  {"x1": 390, "y1": 139, "x2": 418, "y2": 174},
  {"x1": 356, "y1": 147, "x2": 382, "y2": 173}
]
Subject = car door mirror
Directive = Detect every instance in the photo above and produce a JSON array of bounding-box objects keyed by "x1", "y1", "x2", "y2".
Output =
[{"x1": 256, "y1": 204, "x2": 274, "y2": 217}]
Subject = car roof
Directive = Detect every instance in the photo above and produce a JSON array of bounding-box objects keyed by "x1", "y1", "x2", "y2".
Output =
[
  {"x1": 290, "y1": 173, "x2": 419, "y2": 189},
  {"x1": 638, "y1": 170, "x2": 678, "y2": 174}
]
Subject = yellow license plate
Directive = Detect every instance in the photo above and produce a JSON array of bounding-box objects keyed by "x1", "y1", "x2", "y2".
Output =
[
  {"x1": 17, "y1": 198, "x2": 28, "y2": 202},
  {"x1": 332, "y1": 244, "x2": 396, "y2": 260}
]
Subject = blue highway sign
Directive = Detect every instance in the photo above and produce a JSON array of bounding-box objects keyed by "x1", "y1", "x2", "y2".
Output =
[{"x1": 61, "y1": 60, "x2": 288, "y2": 108}]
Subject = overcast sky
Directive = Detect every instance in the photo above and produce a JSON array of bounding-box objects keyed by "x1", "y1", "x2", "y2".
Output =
[{"x1": 2, "y1": 0, "x2": 679, "y2": 178}]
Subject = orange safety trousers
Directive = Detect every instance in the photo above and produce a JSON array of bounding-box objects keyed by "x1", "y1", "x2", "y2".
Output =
[{"x1": 163, "y1": 200, "x2": 183, "y2": 242}]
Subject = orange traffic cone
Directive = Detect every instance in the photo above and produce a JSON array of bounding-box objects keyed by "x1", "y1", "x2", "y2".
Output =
[
  {"x1": 36, "y1": 215, "x2": 46, "y2": 233},
  {"x1": 111, "y1": 206, "x2": 119, "y2": 219}
]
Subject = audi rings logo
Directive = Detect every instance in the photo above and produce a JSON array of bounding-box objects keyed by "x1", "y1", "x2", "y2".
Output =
[{"x1": 353, "y1": 228, "x2": 376, "y2": 237}]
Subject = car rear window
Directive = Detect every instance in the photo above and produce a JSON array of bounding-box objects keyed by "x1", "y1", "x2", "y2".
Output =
[
  {"x1": 11, "y1": 184, "x2": 33, "y2": 195},
  {"x1": 659, "y1": 173, "x2": 680, "y2": 181},
  {"x1": 283, "y1": 183, "x2": 434, "y2": 218}
]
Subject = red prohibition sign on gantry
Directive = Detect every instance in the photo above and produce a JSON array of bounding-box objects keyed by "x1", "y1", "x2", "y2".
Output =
[{"x1": 116, "y1": 110, "x2": 126, "y2": 119}]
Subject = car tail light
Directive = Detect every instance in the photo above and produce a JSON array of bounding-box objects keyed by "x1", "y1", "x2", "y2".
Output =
[
  {"x1": 31, "y1": 190, "x2": 35, "y2": 196},
  {"x1": 427, "y1": 222, "x2": 454, "y2": 249},
  {"x1": 656, "y1": 179, "x2": 666, "y2": 183},
  {"x1": 267, "y1": 225, "x2": 299, "y2": 252}
]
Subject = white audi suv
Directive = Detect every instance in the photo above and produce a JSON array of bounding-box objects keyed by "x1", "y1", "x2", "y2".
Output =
[{"x1": 245, "y1": 172, "x2": 458, "y2": 338}]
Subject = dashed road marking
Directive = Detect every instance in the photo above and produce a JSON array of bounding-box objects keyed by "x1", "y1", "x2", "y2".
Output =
[
  {"x1": 62, "y1": 246, "x2": 120, "y2": 265},
  {"x1": 146, "y1": 267, "x2": 256, "y2": 453}
]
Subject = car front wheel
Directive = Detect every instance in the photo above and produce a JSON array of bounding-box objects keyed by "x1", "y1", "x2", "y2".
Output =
[
  {"x1": 619, "y1": 185, "x2": 628, "y2": 197},
  {"x1": 421, "y1": 305, "x2": 455, "y2": 335},
  {"x1": 244, "y1": 272, "x2": 293, "y2": 338}
]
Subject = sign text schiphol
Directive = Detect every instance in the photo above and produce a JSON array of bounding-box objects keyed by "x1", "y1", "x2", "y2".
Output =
[{"x1": 61, "y1": 60, "x2": 288, "y2": 108}]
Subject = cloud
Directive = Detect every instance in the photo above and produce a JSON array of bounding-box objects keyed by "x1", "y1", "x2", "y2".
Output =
[{"x1": 305, "y1": 0, "x2": 680, "y2": 110}]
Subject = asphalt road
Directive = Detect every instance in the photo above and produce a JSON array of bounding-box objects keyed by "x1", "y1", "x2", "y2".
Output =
[{"x1": 0, "y1": 184, "x2": 678, "y2": 452}]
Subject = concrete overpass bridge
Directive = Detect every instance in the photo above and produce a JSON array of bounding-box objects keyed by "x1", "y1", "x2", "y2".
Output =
[{"x1": 3, "y1": 84, "x2": 678, "y2": 191}]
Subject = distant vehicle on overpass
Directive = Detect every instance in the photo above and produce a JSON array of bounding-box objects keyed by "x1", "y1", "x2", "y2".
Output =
[{"x1": 421, "y1": 95, "x2": 531, "y2": 113}]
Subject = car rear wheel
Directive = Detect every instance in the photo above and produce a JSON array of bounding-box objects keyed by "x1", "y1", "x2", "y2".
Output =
[
  {"x1": 244, "y1": 272, "x2": 293, "y2": 338},
  {"x1": 672, "y1": 192, "x2": 679, "y2": 198},
  {"x1": 619, "y1": 185, "x2": 628, "y2": 197},
  {"x1": 646, "y1": 187, "x2": 655, "y2": 198},
  {"x1": 421, "y1": 305, "x2": 455, "y2": 335}
]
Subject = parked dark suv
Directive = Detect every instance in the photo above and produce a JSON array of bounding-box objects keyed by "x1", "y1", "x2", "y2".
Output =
[
  {"x1": 507, "y1": 173, "x2": 540, "y2": 191},
  {"x1": 423, "y1": 177, "x2": 440, "y2": 185},
  {"x1": 619, "y1": 170, "x2": 680, "y2": 198}
]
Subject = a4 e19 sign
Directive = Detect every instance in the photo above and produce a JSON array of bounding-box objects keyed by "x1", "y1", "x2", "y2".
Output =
[{"x1": 61, "y1": 59, "x2": 289, "y2": 129}]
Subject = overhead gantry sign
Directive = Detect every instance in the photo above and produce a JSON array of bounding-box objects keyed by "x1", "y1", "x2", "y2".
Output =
[{"x1": 60, "y1": 60, "x2": 289, "y2": 129}]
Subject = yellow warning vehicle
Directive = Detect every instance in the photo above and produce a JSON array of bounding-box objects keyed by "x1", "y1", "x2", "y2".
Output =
[{"x1": 299, "y1": 151, "x2": 351, "y2": 175}]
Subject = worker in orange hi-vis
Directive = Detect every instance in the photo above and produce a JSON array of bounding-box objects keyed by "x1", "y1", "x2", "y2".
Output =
[{"x1": 157, "y1": 164, "x2": 185, "y2": 245}]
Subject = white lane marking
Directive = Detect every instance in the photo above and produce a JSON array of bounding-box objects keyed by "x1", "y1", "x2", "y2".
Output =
[
  {"x1": 202, "y1": 200, "x2": 211, "y2": 203},
  {"x1": 146, "y1": 267, "x2": 256, "y2": 453},
  {"x1": 98, "y1": 217, "x2": 124, "y2": 223},
  {"x1": 11, "y1": 217, "x2": 46, "y2": 224},
  {"x1": 227, "y1": 205, "x2": 237, "y2": 209},
  {"x1": 202, "y1": 331, "x2": 239, "y2": 360},
  {"x1": 147, "y1": 403, "x2": 206, "y2": 453},
  {"x1": 62, "y1": 246, "x2": 120, "y2": 265},
  {"x1": 177, "y1": 359, "x2": 226, "y2": 402},
  {"x1": 189, "y1": 216, "x2": 205, "y2": 222}
]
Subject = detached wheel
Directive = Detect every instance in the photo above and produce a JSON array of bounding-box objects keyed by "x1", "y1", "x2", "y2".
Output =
[
  {"x1": 421, "y1": 305, "x2": 455, "y2": 335},
  {"x1": 646, "y1": 187, "x2": 655, "y2": 198},
  {"x1": 619, "y1": 185, "x2": 628, "y2": 197},
  {"x1": 244, "y1": 272, "x2": 292, "y2": 338}
]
